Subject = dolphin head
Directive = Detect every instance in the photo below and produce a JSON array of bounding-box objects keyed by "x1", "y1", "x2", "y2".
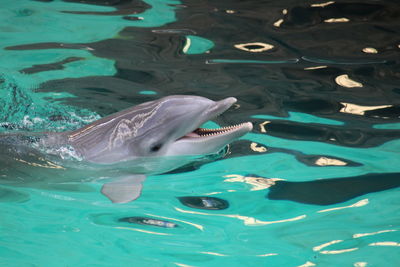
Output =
[{"x1": 67, "y1": 95, "x2": 252, "y2": 164}]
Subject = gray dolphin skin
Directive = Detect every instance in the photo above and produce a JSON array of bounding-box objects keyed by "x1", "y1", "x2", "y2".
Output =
[
  {"x1": 2, "y1": 95, "x2": 252, "y2": 203},
  {"x1": 65, "y1": 95, "x2": 252, "y2": 164}
]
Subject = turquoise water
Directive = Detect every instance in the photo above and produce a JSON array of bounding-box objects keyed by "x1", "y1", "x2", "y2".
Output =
[{"x1": 1, "y1": 0, "x2": 400, "y2": 266}]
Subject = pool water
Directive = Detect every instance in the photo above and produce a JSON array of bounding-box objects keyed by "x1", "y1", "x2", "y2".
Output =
[{"x1": 1, "y1": 0, "x2": 400, "y2": 266}]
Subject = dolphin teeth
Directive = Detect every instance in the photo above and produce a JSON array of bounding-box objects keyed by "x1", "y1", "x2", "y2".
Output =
[
  {"x1": 179, "y1": 122, "x2": 250, "y2": 140},
  {"x1": 191, "y1": 123, "x2": 247, "y2": 137}
]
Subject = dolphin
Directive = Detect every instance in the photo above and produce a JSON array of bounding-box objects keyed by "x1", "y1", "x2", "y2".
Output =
[{"x1": 1, "y1": 95, "x2": 252, "y2": 203}]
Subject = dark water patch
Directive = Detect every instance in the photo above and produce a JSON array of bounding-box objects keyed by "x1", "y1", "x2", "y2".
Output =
[
  {"x1": 0, "y1": 187, "x2": 30, "y2": 203},
  {"x1": 255, "y1": 120, "x2": 400, "y2": 147},
  {"x1": 6, "y1": 42, "x2": 91, "y2": 51},
  {"x1": 173, "y1": 1, "x2": 301, "y2": 58},
  {"x1": 393, "y1": 88, "x2": 400, "y2": 95},
  {"x1": 364, "y1": 106, "x2": 400, "y2": 119},
  {"x1": 282, "y1": 65, "x2": 400, "y2": 106},
  {"x1": 294, "y1": 66, "x2": 343, "y2": 76},
  {"x1": 119, "y1": 216, "x2": 178, "y2": 228},
  {"x1": 152, "y1": 29, "x2": 197, "y2": 35},
  {"x1": 228, "y1": 140, "x2": 269, "y2": 156},
  {"x1": 282, "y1": 2, "x2": 396, "y2": 28},
  {"x1": 165, "y1": 164, "x2": 201, "y2": 175},
  {"x1": 82, "y1": 87, "x2": 115, "y2": 95},
  {"x1": 61, "y1": 0, "x2": 150, "y2": 16},
  {"x1": 284, "y1": 99, "x2": 343, "y2": 115},
  {"x1": 21, "y1": 57, "x2": 84, "y2": 74},
  {"x1": 122, "y1": 16, "x2": 142, "y2": 21},
  {"x1": 116, "y1": 68, "x2": 155, "y2": 84},
  {"x1": 275, "y1": 2, "x2": 400, "y2": 59},
  {"x1": 301, "y1": 56, "x2": 388, "y2": 65},
  {"x1": 283, "y1": 98, "x2": 400, "y2": 123},
  {"x1": 267, "y1": 172, "x2": 400, "y2": 205},
  {"x1": 90, "y1": 213, "x2": 183, "y2": 231},
  {"x1": 206, "y1": 59, "x2": 299, "y2": 64},
  {"x1": 39, "y1": 76, "x2": 161, "y2": 115},
  {"x1": 296, "y1": 155, "x2": 362, "y2": 167},
  {"x1": 178, "y1": 196, "x2": 229, "y2": 210}
]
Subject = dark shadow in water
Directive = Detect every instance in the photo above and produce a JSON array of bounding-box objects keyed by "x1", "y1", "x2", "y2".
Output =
[
  {"x1": 296, "y1": 155, "x2": 362, "y2": 167},
  {"x1": 282, "y1": 2, "x2": 390, "y2": 29},
  {"x1": 267, "y1": 172, "x2": 400, "y2": 205},
  {"x1": 90, "y1": 213, "x2": 179, "y2": 228},
  {"x1": 6, "y1": 43, "x2": 91, "y2": 51},
  {"x1": 254, "y1": 120, "x2": 400, "y2": 148},
  {"x1": 61, "y1": 0, "x2": 150, "y2": 16},
  {"x1": 21, "y1": 57, "x2": 84, "y2": 74},
  {"x1": 119, "y1": 216, "x2": 178, "y2": 228},
  {"x1": 178, "y1": 196, "x2": 229, "y2": 210}
]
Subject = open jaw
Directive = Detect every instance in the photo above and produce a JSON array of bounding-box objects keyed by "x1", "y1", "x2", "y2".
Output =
[
  {"x1": 180, "y1": 123, "x2": 253, "y2": 140},
  {"x1": 177, "y1": 97, "x2": 253, "y2": 142}
]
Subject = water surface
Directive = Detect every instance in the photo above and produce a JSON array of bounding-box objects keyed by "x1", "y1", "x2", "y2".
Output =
[{"x1": 1, "y1": 0, "x2": 400, "y2": 266}]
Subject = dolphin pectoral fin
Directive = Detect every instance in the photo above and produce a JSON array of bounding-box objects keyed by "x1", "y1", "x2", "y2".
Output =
[{"x1": 101, "y1": 174, "x2": 146, "y2": 204}]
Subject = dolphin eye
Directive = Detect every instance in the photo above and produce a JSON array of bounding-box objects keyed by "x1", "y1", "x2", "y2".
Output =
[{"x1": 150, "y1": 143, "x2": 162, "y2": 152}]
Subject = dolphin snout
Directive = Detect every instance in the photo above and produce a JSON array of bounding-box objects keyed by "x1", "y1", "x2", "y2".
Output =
[
  {"x1": 208, "y1": 97, "x2": 237, "y2": 116},
  {"x1": 217, "y1": 97, "x2": 237, "y2": 108}
]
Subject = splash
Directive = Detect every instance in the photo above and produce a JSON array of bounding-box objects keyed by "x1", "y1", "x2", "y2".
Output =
[{"x1": 0, "y1": 72, "x2": 99, "y2": 132}]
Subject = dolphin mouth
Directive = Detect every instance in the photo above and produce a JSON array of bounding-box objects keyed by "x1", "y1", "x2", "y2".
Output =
[
  {"x1": 177, "y1": 97, "x2": 253, "y2": 141},
  {"x1": 180, "y1": 123, "x2": 252, "y2": 140}
]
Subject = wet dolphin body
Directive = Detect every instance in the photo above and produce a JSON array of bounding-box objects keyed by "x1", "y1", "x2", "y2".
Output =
[{"x1": 2, "y1": 95, "x2": 252, "y2": 203}]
